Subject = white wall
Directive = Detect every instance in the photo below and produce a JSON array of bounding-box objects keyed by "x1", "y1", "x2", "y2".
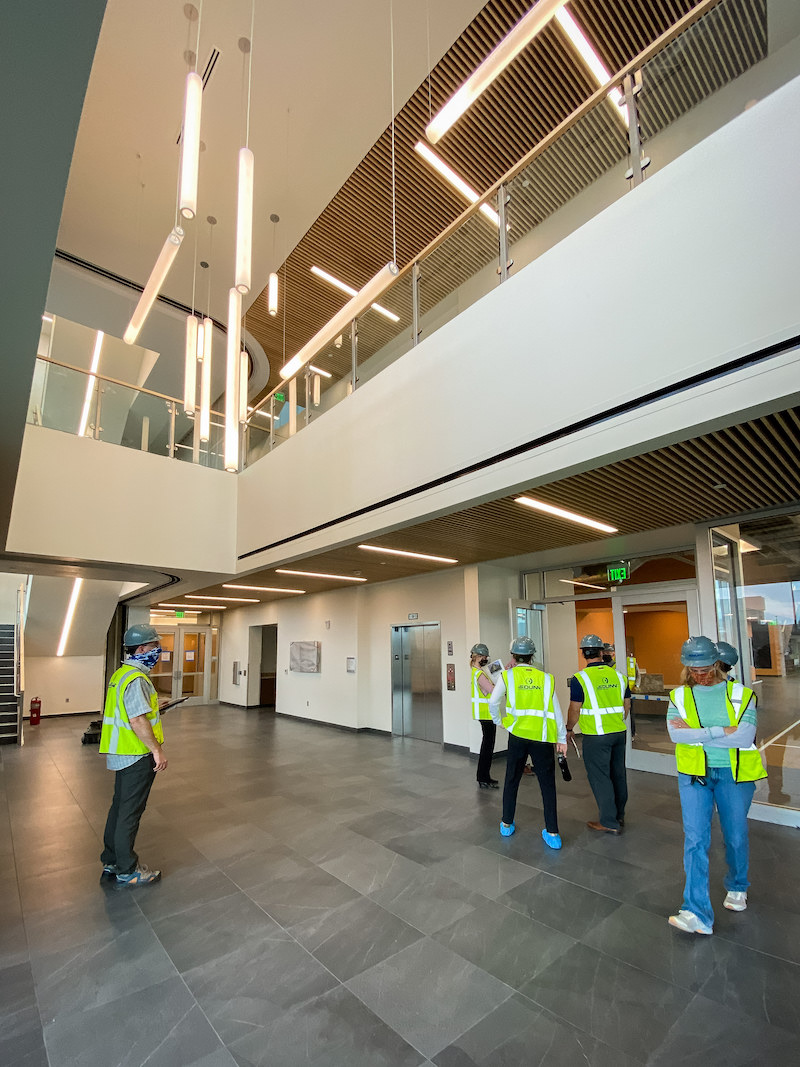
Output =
[
  {"x1": 0, "y1": 574, "x2": 24, "y2": 621},
  {"x1": 8, "y1": 426, "x2": 237, "y2": 577},
  {"x1": 237, "y1": 77, "x2": 800, "y2": 570},
  {"x1": 25, "y1": 655, "x2": 105, "y2": 717}
]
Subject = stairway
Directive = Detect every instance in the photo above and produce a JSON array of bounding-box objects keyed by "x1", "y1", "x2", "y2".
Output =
[{"x1": 0, "y1": 624, "x2": 21, "y2": 744}]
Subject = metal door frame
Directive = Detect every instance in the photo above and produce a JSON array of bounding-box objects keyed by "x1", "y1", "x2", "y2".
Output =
[
  {"x1": 153, "y1": 625, "x2": 212, "y2": 706},
  {"x1": 390, "y1": 621, "x2": 443, "y2": 744}
]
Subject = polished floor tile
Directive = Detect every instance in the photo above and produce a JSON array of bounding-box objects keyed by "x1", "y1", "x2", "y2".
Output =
[{"x1": 2, "y1": 708, "x2": 799, "y2": 1067}]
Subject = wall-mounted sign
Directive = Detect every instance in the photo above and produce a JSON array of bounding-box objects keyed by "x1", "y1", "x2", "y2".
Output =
[
  {"x1": 275, "y1": 391, "x2": 285, "y2": 402},
  {"x1": 408, "y1": 613, "x2": 418, "y2": 620},
  {"x1": 175, "y1": 611, "x2": 185, "y2": 618},
  {"x1": 607, "y1": 561, "x2": 630, "y2": 583}
]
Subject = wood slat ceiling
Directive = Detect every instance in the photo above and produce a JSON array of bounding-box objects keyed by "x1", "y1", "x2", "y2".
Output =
[
  {"x1": 244, "y1": 0, "x2": 766, "y2": 394},
  {"x1": 168, "y1": 405, "x2": 800, "y2": 609}
]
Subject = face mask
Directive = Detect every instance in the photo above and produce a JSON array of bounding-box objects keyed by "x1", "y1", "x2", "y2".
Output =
[
  {"x1": 131, "y1": 646, "x2": 162, "y2": 670},
  {"x1": 479, "y1": 658, "x2": 489, "y2": 667}
]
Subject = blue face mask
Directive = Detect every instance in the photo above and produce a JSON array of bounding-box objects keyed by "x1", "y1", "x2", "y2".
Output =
[{"x1": 130, "y1": 646, "x2": 162, "y2": 670}]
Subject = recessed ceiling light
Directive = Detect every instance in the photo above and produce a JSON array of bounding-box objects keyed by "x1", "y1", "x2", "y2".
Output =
[
  {"x1": 275, "y1": 569, "x2": 367, "y2": 582},
  {"x1": 515, "y1": 496, "x2": 618, "y2": 534},
  {"x1": 158, "y1": 603, "x2": 225, "y2": 610},
  {"x1": 185, "y1": 595, "x2": 261, "y2": 603},
  {"x1": 358, "y1": 544, "x2": 458, "y2": 564},
  {"x1": 223, "y1": 584, "x2": 305, "y2": 594},
  {"x1": 310, "y1": 266, "x2": 399, "y2": 323},
  {"x1": 555, "y1": 8, "x2": 628, "y2": 125},
  {"x1": 56, "y1": 578, "x2": 83, "y2": 657}
]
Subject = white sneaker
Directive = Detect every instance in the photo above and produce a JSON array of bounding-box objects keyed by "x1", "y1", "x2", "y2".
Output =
[
  {"x1": 723, "y1": 891, "x2": 747, "y2": 911},
  {"x1": 668, "y1": 910, "x2": 713, "y2": 935}
]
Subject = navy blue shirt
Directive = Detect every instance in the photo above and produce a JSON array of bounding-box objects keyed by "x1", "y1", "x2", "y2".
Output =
[{"x1": 570, "y1": 661, "x2": 631, "y2": 703}]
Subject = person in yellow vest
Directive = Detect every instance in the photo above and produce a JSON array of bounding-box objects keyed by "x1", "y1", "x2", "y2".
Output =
[
  {"x1": 489, "y1": 636, "x2": 568, "y2": 849},
  {"x1": 470, "y1": 642, "x2": 498, "y2": 789},
  {"x1": 667, "y1": 636, "x2": 766, "y2": 935},
  {"x1": 566, "y1": 634, "x2": 630, "y2": 834},
  {"x1": 99, "y1": 623, "x2": 167, "y2": 886}
]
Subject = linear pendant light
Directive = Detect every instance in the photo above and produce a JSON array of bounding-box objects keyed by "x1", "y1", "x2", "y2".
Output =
[
  {"x1": 281, "y1": 262, "x2": 399, "y2": 379},
  {"x1": 425, "y1": 0, "x2": 569, "y2": 144},
  {"x1": 179, "y1": 72, "x2": 203, "y2": 218},
  {"x1": 310, "y1": 266, "x2": 400, "y2": 322},
  {"x1": 414, "y1": 142, "x2": 500, "y2": 225},
  {"x1": 184, "y1": 315, "x2": 198, "y2": 414},
  {"x1": 123, "y1": 227, "x2": 184, "y2": 344},
  {"x1": 239, "y1": 349, "x2": 249, "y2": 423},
  {"x1": 225, "y1": 288, "x2": 241, "y2": 472},
  {"x1": 235, "y1": 147, "x2": 254, "y2": 294}
]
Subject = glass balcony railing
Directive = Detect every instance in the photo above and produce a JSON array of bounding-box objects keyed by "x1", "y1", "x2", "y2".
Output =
[
  {"x1": 244, "y1": 0, "x2": 793, "y2": 469},
  {"x1": 27, "y1": 356, "x2": 227, "y2": 469},
  {"x1": 30, "y1": 1, "x2": 796, "y2": 474}
]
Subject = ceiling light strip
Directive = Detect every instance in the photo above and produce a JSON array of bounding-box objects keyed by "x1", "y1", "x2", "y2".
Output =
[
  {"x1": 185, "y1": 594, "x2": 261, "y2": 602},
  {"x1": 554, "y1": 8, "x2": 628, "y2": 125},
  {"x1": 515, "y1": 495, "x2": 618, "y2": 533},
  {"x1": 276, "y1": 569, "x2": 367, "y2": 583},
  {"x1": 281, "y1": 262, "x2": 399, "y2": 379},
  {"x1": 56, "y1": 578, "x2": 83, "y2": 657},
  {"x1": 425, "y1": 0, "x2": 569, "y2": 144},
  {"x1": 158, "y1": 603, "x2": 227, "y2": 610},
  {"x1": 414, "y1": 142, "x2": 500, "y2": 226},
  {"x1": 310, "y1": 266, "x2": 400, "y2": 322},
  {"x1": 223, "y1": 584, "x2": 305, "y2": 594},
  {"x1": 358, "y1": 544, "x2": 458, "y2": 564},
  {"x1": 123, "y1": 227, "x2": 184, "y2": 345}
]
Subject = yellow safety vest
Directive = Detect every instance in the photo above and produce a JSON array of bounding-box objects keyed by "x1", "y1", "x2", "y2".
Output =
[
  {"x1": 100, "y1": 664, "x2": 163, "y2": 756},
  {"x1": 576, "y1": 665, "x2": 627, "y2": 735},
  {"x1": 670, "y1": 681, "x2": 766, "y2": 782},
  {"x1": 626, "y1": 655, "x2": 638, "y2": 688},
  {"x1": 501, "y1": 666, "x2": 558, "y2": 743},
  {"x1": 471, "y1": 667, "x2": 493, "y2": 721}
]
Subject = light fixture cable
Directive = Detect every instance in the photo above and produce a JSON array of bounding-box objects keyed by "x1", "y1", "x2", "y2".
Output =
[{"x1": 389, "y1": 0, "x2": 397, "y2": 265}]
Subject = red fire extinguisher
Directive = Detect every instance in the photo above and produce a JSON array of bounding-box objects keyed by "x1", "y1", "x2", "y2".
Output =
[{"x1": 29, "y1": 697, "x2": 42, "y2": 726}]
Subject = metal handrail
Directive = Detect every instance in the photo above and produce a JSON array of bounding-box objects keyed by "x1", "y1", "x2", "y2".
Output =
[{"x1": 245, "y1": 0, "x2": 724, "y2": 425}]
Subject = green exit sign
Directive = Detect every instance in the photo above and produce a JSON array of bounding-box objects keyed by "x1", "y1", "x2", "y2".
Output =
[
  {"x1": 275, "y1": 391, "x2": 285, "y2": 402},
  {"x1": 607, "y1": 563, "x2": 629, "y2": 583},
  {"x1": 175, "y1": 611, "x2": 185, "y2": 618}
]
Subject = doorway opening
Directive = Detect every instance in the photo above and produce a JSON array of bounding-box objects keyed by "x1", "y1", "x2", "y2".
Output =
[{"x1": 391, "y1": 623, "x2": 443, "y2": 743}]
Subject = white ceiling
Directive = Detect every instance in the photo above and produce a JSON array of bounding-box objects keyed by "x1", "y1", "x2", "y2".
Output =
[{"x1": 58, "y1": 0, "x2": 485, "y2": 326}]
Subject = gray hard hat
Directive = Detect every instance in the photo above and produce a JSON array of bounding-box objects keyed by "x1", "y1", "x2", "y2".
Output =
[
  {"x1": 470, "y1": 643, "x2": 489, "y2": 657},
  {"x1": 680, "y1": 636, "x2": 719, "y2": 668},
  {"x1": 716, "y1": 641, "x2": 739, "y2": 667},
  {"x1": 603, "y1": 642, "x2": 615, "y2": 652},
  {"x1": 124, "y1": 623, "x2": 160, "y2": 647},
  {"x1": 580, "y1": 633, "x2": 604, "y2": 650},
  {"x1": 510, "y1": 636, "x2": 536, "y2": 656}
]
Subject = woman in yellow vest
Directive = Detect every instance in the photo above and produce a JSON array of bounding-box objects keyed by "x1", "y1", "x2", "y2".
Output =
[
  {"x1": 667, "y1": 636, "x2": 766, "y2": 935},
  {"x1": 470, "y1": 642, "x2": 498, "y2": 788}
]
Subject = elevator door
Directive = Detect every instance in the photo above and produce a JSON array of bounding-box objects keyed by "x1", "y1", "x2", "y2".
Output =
[{"x1": 391, "y1": 624, "x2": 443, "y2": 743}]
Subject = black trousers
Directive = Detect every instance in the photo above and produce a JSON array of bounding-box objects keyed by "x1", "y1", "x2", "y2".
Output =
[
  {"x1": 502, "y1": 733, "x2": 559, "y2": 833},
  {"x1": 477, "y1": 720, "x2": 497, "y2": 783},
  {"x1": 101, "y1": 754, "x2": 156, "y2": 874},
  {"x1": 582, "y1": 731, "x2": 627, "y2": 830}
]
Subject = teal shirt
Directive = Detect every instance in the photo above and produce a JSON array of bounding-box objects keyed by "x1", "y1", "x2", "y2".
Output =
[{"x1": 685, "y1": 682, "x2": 757, "y2": 768}]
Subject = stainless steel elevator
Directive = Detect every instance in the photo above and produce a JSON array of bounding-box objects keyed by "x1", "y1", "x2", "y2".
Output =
[{"x1": 391, "y1": 623, "x2": 443, "y2": 743}]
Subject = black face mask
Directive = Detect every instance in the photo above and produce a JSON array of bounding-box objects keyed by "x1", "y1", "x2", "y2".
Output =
[
  {"x1": 602, "y1": 654, "x2": 614, "y2": 665},
  {"x1": 479, "y1": 658, "x2": 489, "y2": 667}
]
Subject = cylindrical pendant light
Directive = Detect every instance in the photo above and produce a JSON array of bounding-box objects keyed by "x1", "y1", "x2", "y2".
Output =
[
  {"x1": 235, "y1": 147, "x2": 254, "y2": 294},
  {"x1": 199, "y1": 326, "x2": 212, "y2": 442},
  {"x1": 184, "y1": 315, "x2": 198, "y2": 414},
  {"x1": 225, "y1": 288, "x2": 242, "y2": 471},
  {"x1": 123, "y1": 227, "x2": 184, "y2": 345},
  {"x1": 179, "y1": 72, "x2": 203, "y2": 219},
  {"x1": 239, "y1": 348, "x2": 249, "y2": 424},
  {"x1": 268, "y1": 271, "x2": 279, "y2": 316}
]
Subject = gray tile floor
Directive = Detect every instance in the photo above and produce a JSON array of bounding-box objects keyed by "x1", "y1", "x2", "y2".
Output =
[{"x1": 2, "y1": 707, "x2": 799, "y2": 1066}]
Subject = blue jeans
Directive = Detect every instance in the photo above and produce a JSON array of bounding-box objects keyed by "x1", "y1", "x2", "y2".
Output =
[{"x1": 678, "y1": 768, "x2": 755, "y2": 929}]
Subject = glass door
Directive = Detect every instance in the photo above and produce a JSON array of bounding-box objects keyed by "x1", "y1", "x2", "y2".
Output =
[
  {"x1": 510, "y1": 600, "x2": 546, "y2": 670},
  {"x1": 150, "y1": 626, "x2": 211, "y2": 706},
  {"x1": 614, "y1": 587, "x2": 700, "y2": 774}
]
